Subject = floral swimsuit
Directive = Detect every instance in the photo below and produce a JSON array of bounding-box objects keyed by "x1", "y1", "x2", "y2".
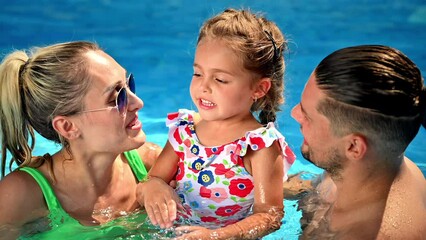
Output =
[{"x1": 167, "y1": 109, "x2": 295, "y2": 228}]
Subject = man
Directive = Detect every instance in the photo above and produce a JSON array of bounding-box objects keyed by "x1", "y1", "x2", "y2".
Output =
[{"x1": 291, "y1": 45, "x2": 426, "y2": 239}]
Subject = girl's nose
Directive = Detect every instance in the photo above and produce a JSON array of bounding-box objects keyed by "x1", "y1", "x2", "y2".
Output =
[{"x1": 199, "y1": 78, "x2": 211, "y2": 93}]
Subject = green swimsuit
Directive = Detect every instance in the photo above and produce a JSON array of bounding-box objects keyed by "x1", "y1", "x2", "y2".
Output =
[{"x1": 18, "y1": 150, "x2": 150, "y2": 240}]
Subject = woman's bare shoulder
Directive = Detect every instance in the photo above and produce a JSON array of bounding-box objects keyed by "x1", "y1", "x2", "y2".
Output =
[
  {"x1": 0, "y1": 170, "x2": 42, "y2": 201},
  {"x1": 0, "y1": 170, "x2": 47, "y2": 225},
  {"x1": 136, "y1": 142, "x2": 163, "y2": 171}
]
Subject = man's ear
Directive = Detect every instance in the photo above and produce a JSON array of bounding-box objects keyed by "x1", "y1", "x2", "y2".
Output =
[
  {"x1": 345, "y1": 134, "x2": 367, "y2": 161},
  {"x1": 252, "y1": 78, "x2": 272, "y2": 100},
  {"x1": 52, "y1": 116, "x2": 80, "y2": 140}
]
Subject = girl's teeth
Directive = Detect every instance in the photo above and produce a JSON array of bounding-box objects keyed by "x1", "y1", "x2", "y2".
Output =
[{"x1": 201, "y1": 99, "x2": 215, "y2": 106}]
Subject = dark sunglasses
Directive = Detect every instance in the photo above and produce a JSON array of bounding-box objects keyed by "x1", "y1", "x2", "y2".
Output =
[{"x1": 79, "y1": 73, "x2": 135, "y2": 116}]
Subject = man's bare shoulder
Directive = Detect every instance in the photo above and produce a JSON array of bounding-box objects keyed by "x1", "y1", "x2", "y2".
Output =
[{"x1": 378, "y1": 158, "x2": 426, "y2": 239}]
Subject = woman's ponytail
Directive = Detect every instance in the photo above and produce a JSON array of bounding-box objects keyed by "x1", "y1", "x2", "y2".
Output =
[{"x1": 0, "y1": 51, "x2": 35, "y2": 177}]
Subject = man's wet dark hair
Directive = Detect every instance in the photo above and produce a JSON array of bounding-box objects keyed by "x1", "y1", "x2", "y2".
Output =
[{"x1": 314, "y1": 45, "x2": 425, "y2": 157}]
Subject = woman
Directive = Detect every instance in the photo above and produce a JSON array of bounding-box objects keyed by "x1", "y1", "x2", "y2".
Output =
[{"x1": 0, "y1": 41, "x2": 161, "y2": 238}]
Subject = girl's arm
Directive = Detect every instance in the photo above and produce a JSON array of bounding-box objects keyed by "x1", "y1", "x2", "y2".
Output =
[
  {"x1": 136, "y1": 141, "x2": 181, "y2": 228},
  {"x1": 176, "y1": 142, "x2": 284, "y2": 239}
]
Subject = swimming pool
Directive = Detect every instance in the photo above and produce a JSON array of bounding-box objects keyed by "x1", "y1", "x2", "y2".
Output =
[{"x1": 1, "y1": 0, "x2": 425, "y2": 239}]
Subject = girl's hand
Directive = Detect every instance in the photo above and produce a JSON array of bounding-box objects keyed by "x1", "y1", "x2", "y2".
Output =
[{"x1": 136, "y1": 177, "x2": 182, "y2": 228}]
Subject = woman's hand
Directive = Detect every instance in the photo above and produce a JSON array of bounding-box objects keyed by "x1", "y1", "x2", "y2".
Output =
[{"x1": 136, "y1": 177, "x2": 182, "y2": 228}]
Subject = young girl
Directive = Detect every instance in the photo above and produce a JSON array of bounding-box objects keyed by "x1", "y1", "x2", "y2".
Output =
[{"x1": 137, "y1": 8, "x2": 295, "y2": 239}]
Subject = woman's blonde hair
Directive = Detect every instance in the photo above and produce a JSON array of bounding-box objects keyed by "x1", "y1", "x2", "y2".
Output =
[{"x1": 0, "y1": 41, "x2": 100, "y2": 177}]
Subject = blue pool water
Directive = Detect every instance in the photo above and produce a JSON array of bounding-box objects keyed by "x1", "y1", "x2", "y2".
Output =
[{"x1": 1, "y1": 1, "x2": 425, "y2": 239}]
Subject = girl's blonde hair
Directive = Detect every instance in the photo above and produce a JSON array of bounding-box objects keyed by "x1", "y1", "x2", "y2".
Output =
[{"x1": 198, "y1": 8, "x2": 287, "y2": 124}]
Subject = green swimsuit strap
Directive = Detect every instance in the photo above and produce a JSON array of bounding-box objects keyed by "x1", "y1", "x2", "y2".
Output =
[
  {"x1": 19, "y1": 167, "x2": 63, "y2": 212},
  {"x1": 123, "y1": 149, "x2": 148, "y2": 182},
  {"x1": 18, "y1": 150, "x2": 146, "y2": 214}
]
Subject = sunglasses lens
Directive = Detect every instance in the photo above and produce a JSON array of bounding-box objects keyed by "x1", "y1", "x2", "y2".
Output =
[
  {"x1": 116, "y1": 73, "x2": 135, "y2": 115},
  {"x1": 117, "y1": 88, "x2": 128, "y2": 115},
  {"x1": 128, "y1": 74, "x2": 135, "y2": 93}
]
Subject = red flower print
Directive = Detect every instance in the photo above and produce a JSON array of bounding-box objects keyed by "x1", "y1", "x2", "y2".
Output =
[
  {"x1": 173, "y1": 128, "x2": 183, "y2": 144},
  {"x1": 205, "y1": 146, "x2": 224, "y2": 157},
  {"x1": 185, "y1": 125, "x2": 193, "y2": 136},
  {"x1": 210, "y1": 188, "x2": 228, "y2": 203},
  {"x1": 229, "y1": 178, "x2": 254, "y2": 198},
  {"x1": 175, "y1": 161, "x2": 185, "y2": 180},
  {"x1": 231, "y1": 145, "x2": 241, "y2": 164},
  {"x1": 215, "y1": 205, "x2": 242, "y2": 217},
  {"x1": 211, "y1": 164, "x2": 235, "y2": 179},
  {"x1": 200, "y1": 216, "x2": 218, "y2": 223},
  {"x1": 231, "y1": 154, "x2": 243, "y2": 167},
  {"x1": 176, "y1": 151, "x2": 185, "y2": 161},
  {"x1": 234, "y1": 144, "x2": 241, "y2": 155},
  {"x1": 200, "y1": 186, "x2": 211, "y2": 198},
  {"x1": 187, "y1": 114, "x2": 193, "y2": 122},
  {"x1": 210, "y1": 163, "x2": 227, "y2": 175},
  {"x1": 183, "y1": 138, "x2": 192, "y2": 148},
  {"x1": 249, "y1": 136, "x2": 266, "y2": 150},
  {"x1": 167, "y1": 112, "x2": 179, "y2": 121},
  {"x1": 224, "y1": 170, "x2": 235, "y2": 179},
  {"x1": 285, "y1": 146, "x2": 296, "y2": 164}
]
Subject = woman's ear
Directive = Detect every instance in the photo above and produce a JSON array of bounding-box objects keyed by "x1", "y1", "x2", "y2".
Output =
[
  {"x1": 253, "y1": 78, "x2": 272, "y2": 99},
  {"x1": 52, "y1": 116, "x2": 80, "y2": 140},
  {"x1": 345, "y1": 134, "x2": 367, "y2": 161}
]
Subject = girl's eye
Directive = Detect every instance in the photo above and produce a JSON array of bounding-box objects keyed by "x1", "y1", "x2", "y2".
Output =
[
  {"x1": 215, "y1": 78, "x2": 227, "y2": 84},
  {"x1": 193, "y1": 73, "x2": 201, "y2": 77}
]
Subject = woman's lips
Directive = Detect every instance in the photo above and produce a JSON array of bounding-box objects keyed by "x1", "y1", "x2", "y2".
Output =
[{"x1": 127, "y1": 116, "x2": 142, "y2": 130}]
